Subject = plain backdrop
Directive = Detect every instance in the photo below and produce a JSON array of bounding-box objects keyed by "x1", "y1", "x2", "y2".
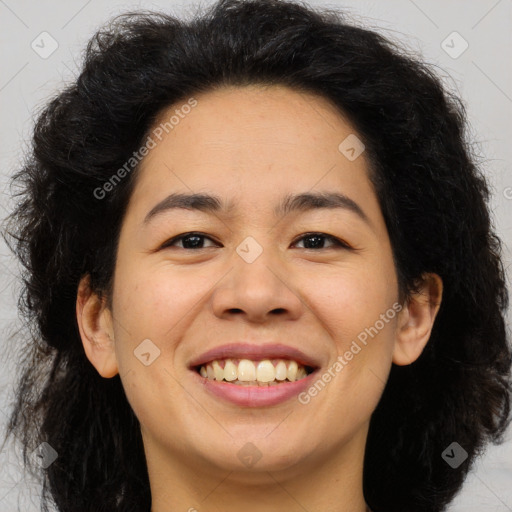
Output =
[{"x1": 0, "y1": 0, "x2": 511, "y2": 511}]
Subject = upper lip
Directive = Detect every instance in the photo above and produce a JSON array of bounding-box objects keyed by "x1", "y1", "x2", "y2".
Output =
[{"x1": 189, "y1": 342, "x2": 322, "y2": 370}]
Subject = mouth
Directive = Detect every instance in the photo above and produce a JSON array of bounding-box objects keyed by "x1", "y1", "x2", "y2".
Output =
[
  {"x1": 193, "y1": 358, "x2": 316, "y2": 386},
  {"x1": 188, "y1": 342, "x2": 322, "y2": 407}
]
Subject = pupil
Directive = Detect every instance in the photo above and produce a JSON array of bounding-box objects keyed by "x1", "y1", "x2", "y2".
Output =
[
  {"x1": 184, "y1": 235, "x2": 203, "y2": 248},
  {"x1": 305, "y1": 235, "x2": 323, "y2": 249}
]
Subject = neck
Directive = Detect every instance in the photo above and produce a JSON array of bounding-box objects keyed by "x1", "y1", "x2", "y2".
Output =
[{"x1": 145, "y1": 424, "x2": 370, "y2": 512}]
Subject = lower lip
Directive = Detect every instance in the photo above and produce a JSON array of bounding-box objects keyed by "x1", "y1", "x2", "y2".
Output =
[{"x1": 191, "y1": 369, "x2": 319, "y2": 407}]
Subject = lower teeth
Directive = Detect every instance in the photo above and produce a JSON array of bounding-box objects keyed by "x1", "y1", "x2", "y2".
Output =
[
  {"x1": 233, "y1": 380, "x2": 280, "y2": 386},
  {"x1": 210, "y1": 379, "x2": 296, "y2": 386}
]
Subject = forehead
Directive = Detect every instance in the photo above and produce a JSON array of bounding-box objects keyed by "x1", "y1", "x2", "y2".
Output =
[{"x1": 126, "y1": 84, "x2": 380, "y2": 224}]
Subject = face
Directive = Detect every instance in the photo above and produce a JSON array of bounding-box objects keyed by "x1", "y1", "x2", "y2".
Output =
[{"x1": 78, "y1": 84, "x2": 440, "y2": 485}]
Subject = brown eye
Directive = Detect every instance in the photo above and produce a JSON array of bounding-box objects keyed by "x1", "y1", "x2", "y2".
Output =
[
  {"x1": 292, "y1": 233, "x2": 351, "y2": 250},
  {"x1": 161, "y1": 232, "x2": 220, "y2": 250}
]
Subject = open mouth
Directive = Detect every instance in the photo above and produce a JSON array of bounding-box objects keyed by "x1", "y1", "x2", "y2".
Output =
[{"x1": 194, "y1": 358, "x2": 316, "y2": 386}]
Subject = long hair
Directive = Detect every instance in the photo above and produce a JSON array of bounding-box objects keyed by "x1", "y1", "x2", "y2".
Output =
[{"x1": 2, "y1": 1, "x2": 511, "y2": 511}]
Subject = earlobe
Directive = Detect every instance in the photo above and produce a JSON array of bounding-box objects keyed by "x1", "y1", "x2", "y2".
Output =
[
  {"x1": 76, "y1": 275, "x2": 119, "y2": 378},
  {"x1": 393, "y1": 273, "x2": 443, "y2": 366}
]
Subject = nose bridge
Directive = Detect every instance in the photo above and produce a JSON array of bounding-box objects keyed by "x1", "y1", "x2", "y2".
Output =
[
  {"x1": 233, "y1": 232, "x2": 287, "y2": 300},
  {"x1": 211, "y1": 231, "x2": 303, "y2": 321}
]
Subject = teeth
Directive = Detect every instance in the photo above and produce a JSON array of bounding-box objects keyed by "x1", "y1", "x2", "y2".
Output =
[
  {"x1": 238, "y1": 359, "x2": 256, "y2": 381},
  {"x1": 275, "y1": 360, "x2": 287, "y2": 380},
  {"x1": 198, "y1": 358, "x2": 311, "y2": 384},
  {"x1": 287, "y1": 360, "x2": 298, "y2": 382},
  {"x1": 223, "y1": 359, "x2": 237, "y2": 381},
  {"x1": 256, "y1": 360, "x2": 275, "y2": 382},
  {"x1": 212, "y1": 360, "x2": 224, "y2": 381}
]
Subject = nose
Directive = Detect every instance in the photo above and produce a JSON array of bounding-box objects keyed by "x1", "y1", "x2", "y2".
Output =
[{"x1": 211, "y1": 248, "x2": 304, "y2": 324}]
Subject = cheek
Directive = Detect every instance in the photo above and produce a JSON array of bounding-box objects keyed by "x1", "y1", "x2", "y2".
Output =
[
  {"x1": 310, "y1": 263, "x2": 396, "y2": 339},
  {"x1": 110, "y1": 263, "x2": 198, "y2": 426},
  {"x1": 306, "y1": 262, "x2": 397, "y2": 403},
  {"x1": 111, "y1": 261, "x2": 224, "y2": 375},
  {"x1": 113, "y1": 262, "x2": 199, "y2": 332}
]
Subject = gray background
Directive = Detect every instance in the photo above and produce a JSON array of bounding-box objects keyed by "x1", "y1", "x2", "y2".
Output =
[{"x1": 1, "y1": 0, "x2": 511, "y2": 510}]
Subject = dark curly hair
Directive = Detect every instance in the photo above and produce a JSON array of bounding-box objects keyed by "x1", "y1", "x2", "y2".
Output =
[{"x1": 2, "y1": 0, "x2": 511, "y2": 511}]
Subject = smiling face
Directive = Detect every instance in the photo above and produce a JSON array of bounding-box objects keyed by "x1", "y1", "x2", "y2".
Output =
[{"x1": 77, "y1": 84, "x2": 442, "y2": 504}]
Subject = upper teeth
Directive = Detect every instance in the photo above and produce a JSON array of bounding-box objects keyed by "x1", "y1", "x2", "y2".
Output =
[{"x1": 199, "y1": 359, "x2": 308, "y2": 383}]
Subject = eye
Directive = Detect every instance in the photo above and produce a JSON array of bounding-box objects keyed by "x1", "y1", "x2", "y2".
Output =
[
  {"x1": 161, "y1": 232, "x2": 220, "y2": 250},
  {"x1": 292, "y1": 232, "x2": 351, "y2": 250},
  {"x1": 160, "y1": 231, "x2": 351, "y2": 251}
]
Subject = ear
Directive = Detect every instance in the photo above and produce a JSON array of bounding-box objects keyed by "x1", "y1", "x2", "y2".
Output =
[
  {"x1": 393, "y1": 273, "x2": 443, "y2": 366},
  {"x1": 76, "y1": 275, "x2": 119, "y2": 378}
]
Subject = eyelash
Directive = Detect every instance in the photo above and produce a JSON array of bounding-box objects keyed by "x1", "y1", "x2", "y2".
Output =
[{"x1": 160, "y1": 232, "x2": 351, "y2": 250}]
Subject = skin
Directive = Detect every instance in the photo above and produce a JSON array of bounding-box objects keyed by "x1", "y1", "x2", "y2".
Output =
[{"x1": 76, "y1": 84, "x2": 442, "y2": 512}]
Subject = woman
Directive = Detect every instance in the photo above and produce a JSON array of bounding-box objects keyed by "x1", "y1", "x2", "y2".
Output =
[{"x1": 2, "y1": 0, "x2": 511, "y2": 511}]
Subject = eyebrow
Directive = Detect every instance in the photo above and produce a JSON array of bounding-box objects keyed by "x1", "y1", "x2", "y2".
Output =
[{"x1": 143, "y1": 191, "x2": 371, "y2": 226}]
